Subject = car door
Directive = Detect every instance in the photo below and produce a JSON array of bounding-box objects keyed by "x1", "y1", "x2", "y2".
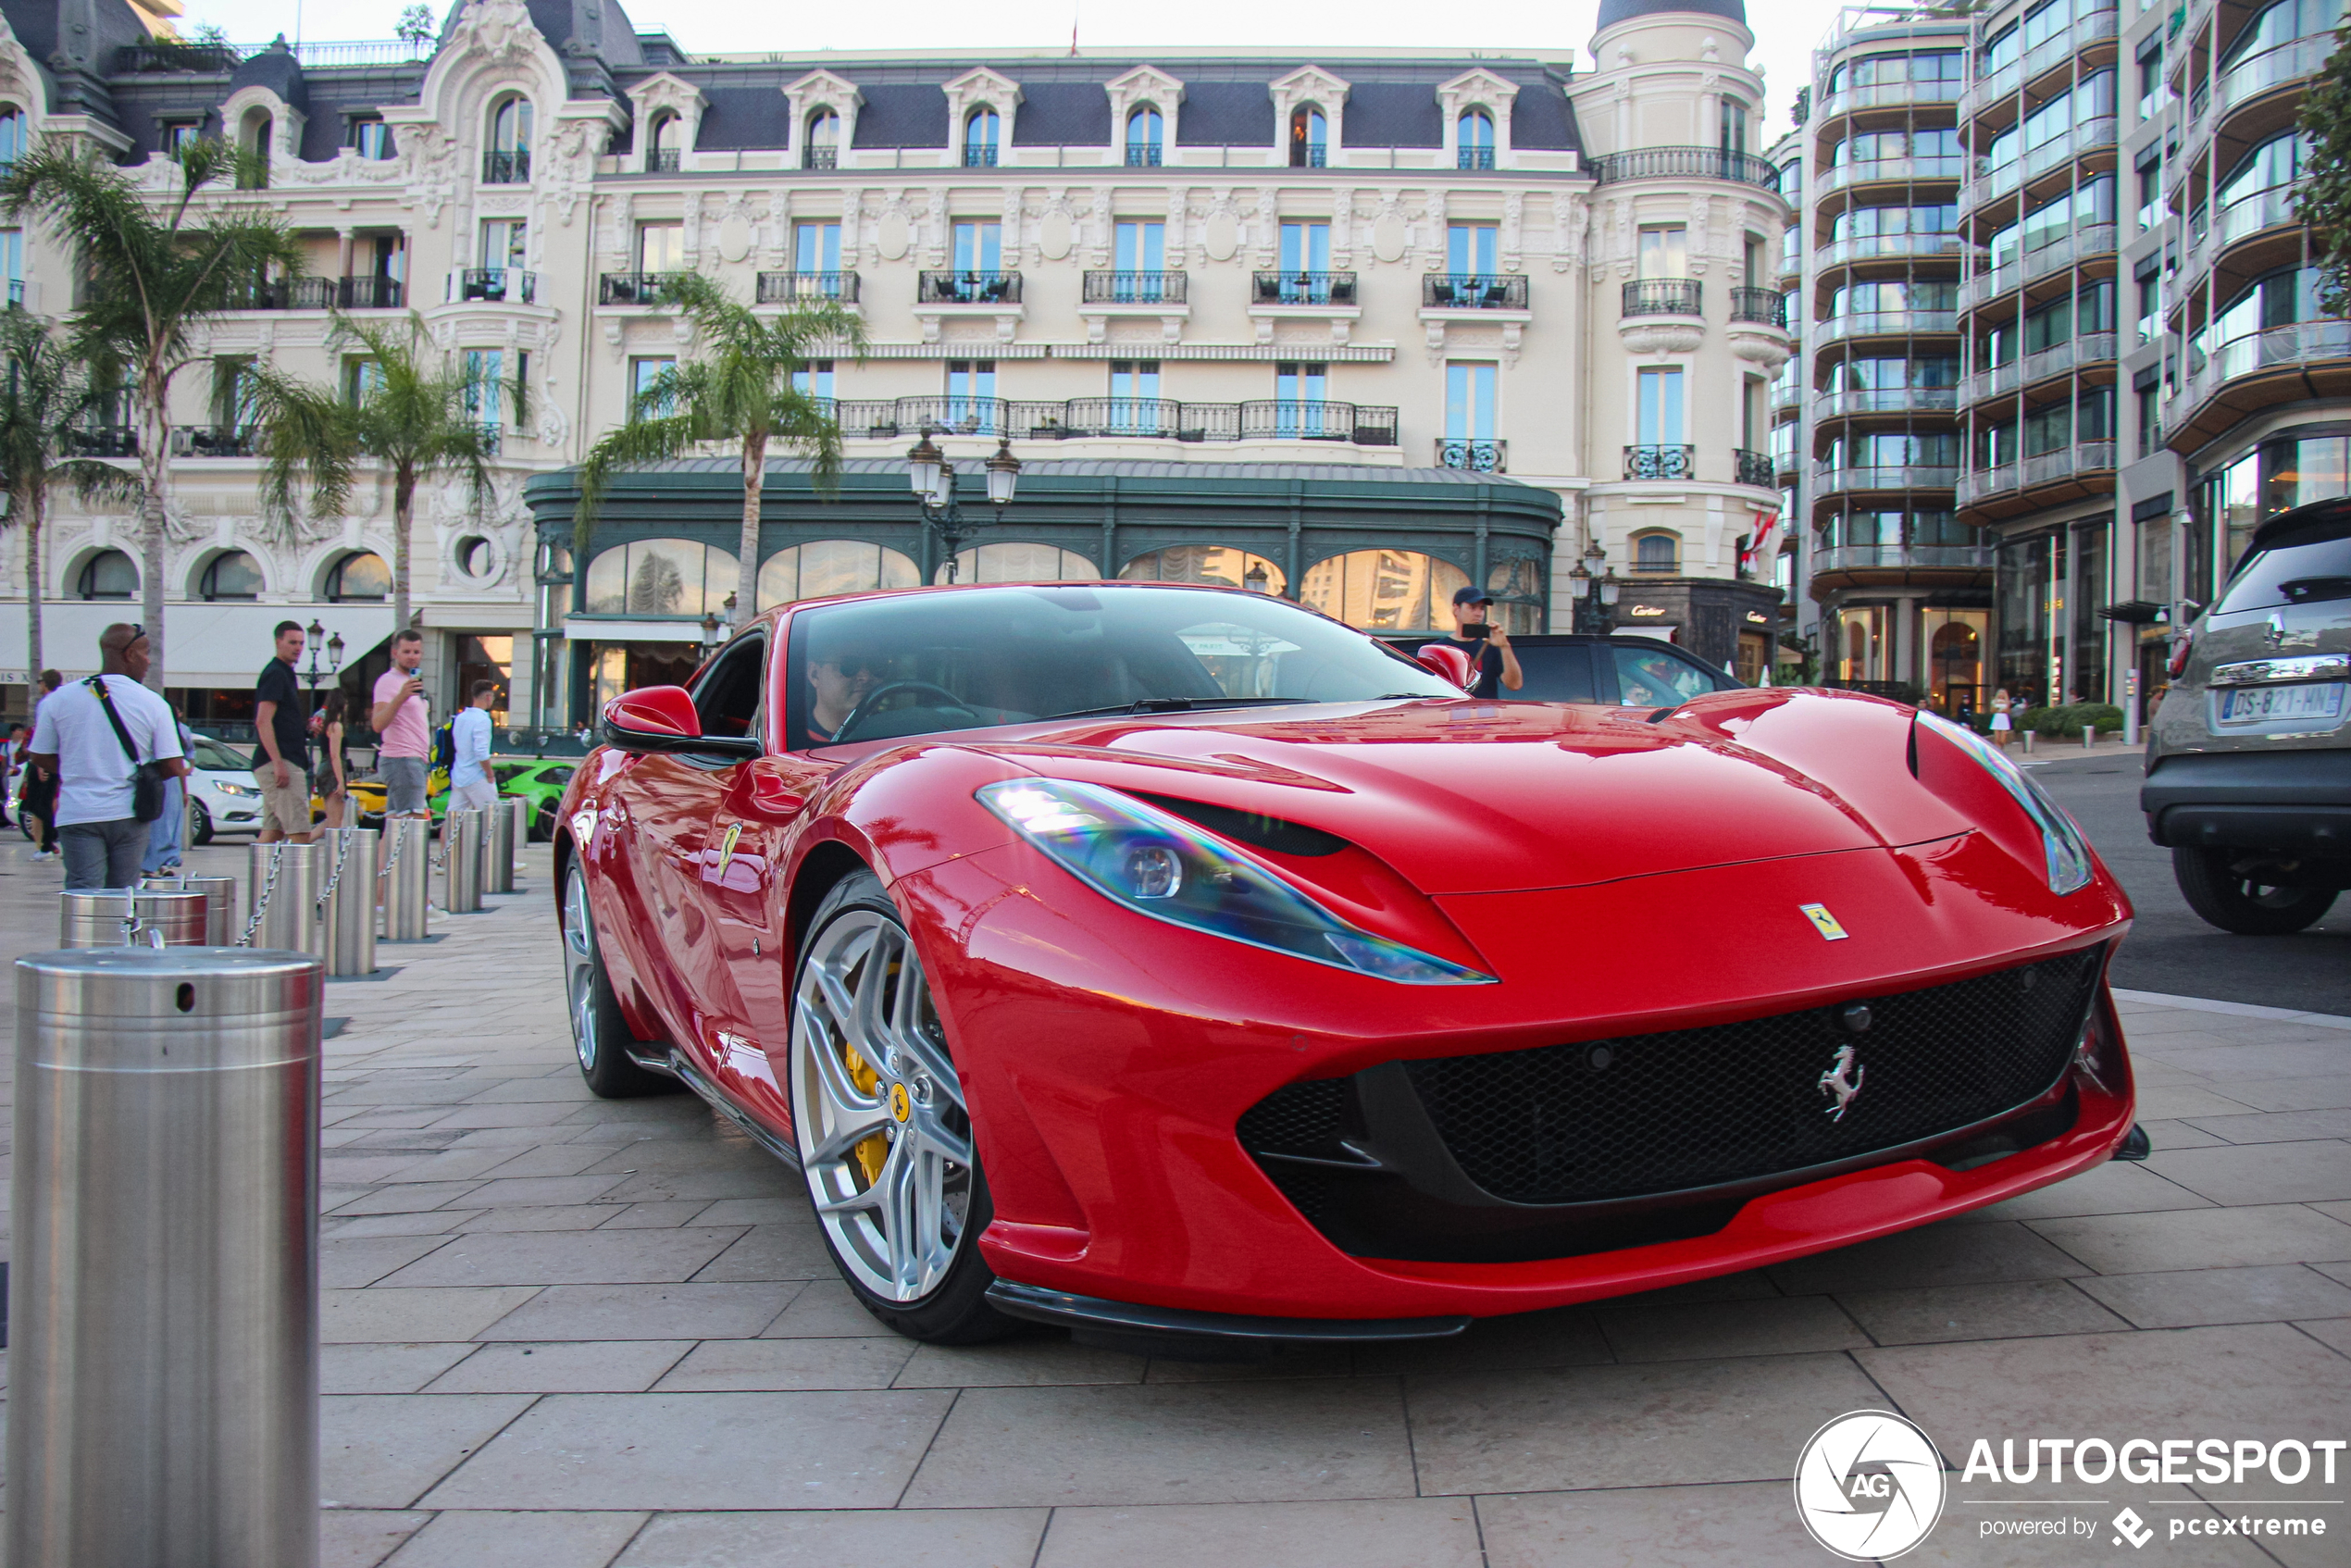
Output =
[{"x1": 1511, "y1": 642, "x2": 1598, "y2": 703}]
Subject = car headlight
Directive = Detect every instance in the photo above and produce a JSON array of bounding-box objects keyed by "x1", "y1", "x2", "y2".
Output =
[
  {"x1": 212, "y1": 781, "x2": 257, "y2": 797},
  {"x1": 1917, "y1": 712, "x2": 2094, "y2": 895},
  {"x1": 978, "y1": 778, "x2": 1494, "y2": 985}
]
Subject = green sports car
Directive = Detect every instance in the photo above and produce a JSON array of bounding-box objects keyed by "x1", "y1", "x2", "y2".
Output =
[{"x1": 491, "y1": 758, "x2": 578, "y2": 841}]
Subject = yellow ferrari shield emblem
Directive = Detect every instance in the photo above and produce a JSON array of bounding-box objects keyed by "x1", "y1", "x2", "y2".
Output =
[
  {"x1": 889, "y1": 1082, "x2": 912, "y2": 1123},
  {"x1": 714, "y1": 822, "x2": 742, "y2": 878},
  {"x1": 1800, "y1": 902, "x2": 1849, "y2": 941}
]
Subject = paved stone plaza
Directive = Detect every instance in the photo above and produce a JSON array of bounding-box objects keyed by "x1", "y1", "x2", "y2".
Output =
[{"x1": 2, "y1": 837, "x2": 2348, "y2": 1566}]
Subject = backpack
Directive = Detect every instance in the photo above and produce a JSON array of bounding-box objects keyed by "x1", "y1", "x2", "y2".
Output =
[{"x1": 430, "y1": 720, "x2": 454, "y2": 770}]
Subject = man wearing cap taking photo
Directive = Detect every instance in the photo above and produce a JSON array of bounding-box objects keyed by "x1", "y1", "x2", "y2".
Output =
[{"x1": 1436, "y1": 585, "x2": 1524, "y2": 699}]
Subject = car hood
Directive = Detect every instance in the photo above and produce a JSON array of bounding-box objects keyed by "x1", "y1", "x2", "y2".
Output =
[{"x1": 954, "y1": 691, "x2": 1978, "y2": 897}]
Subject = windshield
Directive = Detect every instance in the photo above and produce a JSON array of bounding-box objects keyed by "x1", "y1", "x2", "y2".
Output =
[
  {"x1": 189, "y1": 739, "x2": 248, "y2": 772},
  {"x1": 787, "y1": 584, "x2": 1457, "y2": 748},
  {"x1": 2213, "y1": 519, "x2": 2351, "y2": 616}
]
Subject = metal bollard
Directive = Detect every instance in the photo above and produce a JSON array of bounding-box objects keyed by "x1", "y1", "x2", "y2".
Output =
[
  {"x1": 59, "y1": 889, "x2": 208, "y2": 948},
  {"x1": 379, "y1": 817, "x2": 430, "y2": 940},
  {"x1": 2083, "y1": 723, "x2": 2096, "y2": 750},
  {"x1": 317, "y1": 828, "x2": 379, "y2": 977},
  {"x1": 143, "y1": 874, "x2": 241, "y2": 945},
  {"x1": 509, "y1": 797, "x2": 534, "y2": 879},
  {"x1": 2023, "y1": 729, "x2": 2035, "y2": 754},
  {"x1": 245, "y1": 840, "x2": 323, "y2": 955},
  {"x1": 485, "y1": 797, "x2": 518, "y2": 895},
  {"x1": 10, "y1": 945, "x2": 323, "y2": 1568},
  {"x1": 443, "y1": 810, "x2": 483, "y2": 914}
]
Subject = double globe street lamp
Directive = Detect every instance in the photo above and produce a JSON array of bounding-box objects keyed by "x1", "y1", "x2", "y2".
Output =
[
  {"x1": 300, "y1": 618, "x2": 345, "y2": 691},
  {"x1": 907, "y1": 427, "x2": 1022, "y2": 582},
  {"x1": 1566, "y1": 541, "x2": 1621, "y2": 635}
]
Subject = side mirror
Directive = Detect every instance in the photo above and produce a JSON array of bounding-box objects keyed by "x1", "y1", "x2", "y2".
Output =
[
  {"x1": 1414, "y1": 643, "x2": 1475, "y2": 692},
  {"x1": 601, "y1": 686, "x2": 758, "y2": 758}
]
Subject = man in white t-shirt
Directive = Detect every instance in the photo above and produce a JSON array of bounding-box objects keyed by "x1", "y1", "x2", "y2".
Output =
[
  {"x1": 27, "y1": 624, "x2": 190, "y2": 890},
  {"x1": 448, "y1": 681, "x2": 499, "y2": 815}
]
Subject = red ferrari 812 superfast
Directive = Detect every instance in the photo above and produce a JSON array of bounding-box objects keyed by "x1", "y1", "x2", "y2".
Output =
[{"x1": 554, "y1": 582, "x2": 2139, "y2": 1350}]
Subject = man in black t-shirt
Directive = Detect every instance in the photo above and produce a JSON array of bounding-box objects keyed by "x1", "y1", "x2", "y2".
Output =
[
  {"x1": 1436, "y1": 586, "x2": 1524, "y2": 700},
  {"x1": 252, "y1": 620, "x2": 316, "y2": 844}
]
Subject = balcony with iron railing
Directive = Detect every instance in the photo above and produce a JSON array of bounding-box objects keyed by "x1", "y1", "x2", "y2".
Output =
[
  {"x1": 1422, "y1": 273, "x2": 1529, "y2": 310},
  {"x1": 598, "y1": 271, "x2": 689, "y2": 306},
  {"x1": 756, "y1": 270, "x2": 861, "y2": 304},
  {"x1": 1623, "y1": 279, "x2": 1702, "y2": 317},
  {"x1": 1734, "y1": 448, "x2": 1776, "y2": 487},
  {"x1": 1083, "y1": 271, "x2": 1188, "y2": 305},
  {"x1": 1816, "y1": 463, "x2": 1963, "y2": 495},
  {"x1": 1623, "y1": 443, "x2": 1696, "y2": 479},
  {"x1": 1730, "y1": 288, "x2": 1789, "y2": 329},
  {"x1": 1811, "y1": 542, "x2": 1996, "y2": 576},
  {"x1": 647, "y1": 149, "x2": 681, "y2": 174},
  {"x1": 964, "y1": 143, "x2": 999, "y2": 168},
  {"x1": 451, "y1": 268, "x2": 538, "y2": 305},
  {"x1": 1436, "y1": 438, "x2": 1506, "y2": 471},
  {"x1": 481, "y1": 149, "x2": 529, "y2": 184},
  {"x1": 1459, "y1": 146, "x2": 1496, "y2": 171},
  {"x1": 825, "y1": 395, "x2": 1399, "y2": 446},
  {"x1": 1591, "y1": 146, "x2": 1781, "y2": 190},
  {"x1": 1126, "y1": 144, "x2": 1163, "y2": 168},
  {"x1": 171, "y1": 425, "x2": 255, "y2": 457},
  {"x1": 338, "y1": 276, "x2": 404, "y2": 309},
  {"x1": 918, "y1": 270, "x2": 1022, "y2": 305},
  {"x1": 1252, "y1": 271, "x2": 1357, "y2": 306},
  {"x1": 224, "y1": 277, "x2": 337, "y2": 311},
  {"x1": 65, "y1": 425, "x2": 136, "y2": 457},
  {"x1": 803, "y1": 148, "x2": 839, "y2": 170}
]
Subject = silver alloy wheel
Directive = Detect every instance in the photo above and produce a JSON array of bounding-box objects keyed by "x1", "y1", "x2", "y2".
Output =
[
  {"x1": 791, "y1": 907, "x2": 974, "y2": 1303},
  {"x1": 562, "y1": 865, "x2": 600, "y2": 1072}
]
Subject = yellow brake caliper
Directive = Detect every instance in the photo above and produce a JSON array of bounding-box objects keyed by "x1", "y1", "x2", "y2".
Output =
[{"x1": 843, "y1": 1038, "x2": 889, "y2": 1189}]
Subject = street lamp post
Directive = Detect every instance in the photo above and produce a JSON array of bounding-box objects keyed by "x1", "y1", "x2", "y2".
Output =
[
  {"x1": 1567, "y1": 542, "x2": 1618, "y2": 635},
  {"x1": 909, "y1": 427, "x2": 1021, "y2": 582},
  {"x1": 300, "y1": 619, "x2": 345, "y2": 692}
]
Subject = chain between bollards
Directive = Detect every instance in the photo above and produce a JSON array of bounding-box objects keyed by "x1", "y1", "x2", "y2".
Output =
[{"x1": 237, "y1": 843, "x2": 285, "y2": 948}]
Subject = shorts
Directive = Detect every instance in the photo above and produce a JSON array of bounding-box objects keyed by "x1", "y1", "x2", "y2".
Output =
[
  {"x1": 1990, "y1": 714, "x2": 2012, "y2": 731},
  {"x1": 380, "y1": 755, "x2": 429, "y2": 815},
  {"x1": 450, "y1": 778, "x2": 499, "y2": 815},
  {"x1": 254, "y1": 765, "x2": 313, "y2": 836}
]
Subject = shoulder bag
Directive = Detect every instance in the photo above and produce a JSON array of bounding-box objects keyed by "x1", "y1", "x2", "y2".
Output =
[{"x1": 89, "y1": 676, "x2": 168, "y2": 823}]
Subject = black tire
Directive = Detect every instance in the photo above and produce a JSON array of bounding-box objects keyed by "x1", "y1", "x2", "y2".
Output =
[
  {"x1": 2172, "y1": 846, "x2": 2339, "y2": 935},
  {"x1": 190, "y1": 799, "x2": 215, "y2": 846},
  {"x1": 530, "y1": 802, "x2": 556, "y2": 842},
  {"x1": 561, "y1": 858, "x2": 677, "y2": 1098},
  {"x1": 789, "y1": 870, "x2": 1014, "y2": 1345}
]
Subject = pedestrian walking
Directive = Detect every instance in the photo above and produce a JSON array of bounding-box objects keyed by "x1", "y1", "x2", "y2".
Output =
[
  {"x1": 316, "y1": 688, "x2": 351, "y2": 829},
  {"x1": 253, "y1": 620, "x2": 317, "y2": 845},
  {"x1": 370, "y1": 628, "x2": 432, "y2": 821},
  {"x1": 24, "y1": 624, "x2": 188, "y2": 890},
  {"x1": 21, "y1": 669, "x2": 60, "y2": 857},
  {"x1": 449, "y1": 680, "x2": 499, "y2": 815},
  {"x1": 1990, "y1": 687, "x2": 2014, "y2": 749},
  {"x1": 0, "y1": 717, "x2": 15, "y2": 827},
  {"x1": 142, "y1": 707, "x2": 195, "y2": 876}
]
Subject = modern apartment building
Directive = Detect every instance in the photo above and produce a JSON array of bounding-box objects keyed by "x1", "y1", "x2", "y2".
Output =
[{"x1": 0, "y1": 0, "x2": 1794, "y2": 728}]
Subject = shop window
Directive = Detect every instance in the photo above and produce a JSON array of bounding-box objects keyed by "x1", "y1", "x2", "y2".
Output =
[
  {"x1": 938, "y1": 542, "x2": 1098, "y2": 584},
  {"x1": 1119, "y1": 546, "x2": 1287, "y2": 594},
  {"x1": 1296, "y1": 548, "x2": 1469, "y2": 630},
  {"x1": 583, "y1": 538, "x2": 742, "y2": 617},
  {"x1": 756, "y1": 540, "x2": 921, "y2": 608}
]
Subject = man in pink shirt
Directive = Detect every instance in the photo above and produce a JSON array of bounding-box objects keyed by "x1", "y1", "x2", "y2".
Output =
[{"x1": 370, "y1": 628, "x2": 432, "y2": 819}]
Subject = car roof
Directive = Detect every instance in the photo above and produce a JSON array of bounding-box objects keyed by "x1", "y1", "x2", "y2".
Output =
[{"x1": 2247, "y1": 494, "x2": 2351, "y2": 555}]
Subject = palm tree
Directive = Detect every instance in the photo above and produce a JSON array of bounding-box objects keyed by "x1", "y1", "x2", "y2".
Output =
[
  {"x1": 577, "y1": 273, "x2": 862, "y2": 620},
  {"x1": 256, "y1": 312, "x2": 523, "y2": 633},
  {"x1": 1, "y1": 136, "x2": 302, "y2": 687},
  {"x1": 0, "y1": 312, "x2": 143, "y2": 687}
]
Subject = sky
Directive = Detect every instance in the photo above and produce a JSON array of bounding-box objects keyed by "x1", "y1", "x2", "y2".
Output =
[{"x1": 188, "y1": 0, "x2": 1855, "y2": 138}]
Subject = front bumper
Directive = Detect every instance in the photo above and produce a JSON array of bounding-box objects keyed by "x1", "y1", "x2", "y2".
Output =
[{"x1": 2142, "y1": 748, "x2": 2351, "y2": 854}]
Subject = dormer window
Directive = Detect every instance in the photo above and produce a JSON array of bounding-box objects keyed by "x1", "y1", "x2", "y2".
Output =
[
  {"x1": 236, "y1": 106, "x2": 271, "y2": 187},
  {"x1": 485, "y1": 94, "x2": 532, "y2": 183},
  {"x1": 1126, "y1": 106, "x2": 1163, "y2": 167},
  {"x1": 348, "y1": 116, "x2": 393, "y2": 159},
  {"x1": 1289, "y1": 106, "x2": 1325, "y2": 168},
  {"x1": 645, "y1": 111, "x2": 681, "y2": 172},
  {"x1": 964, "y1": 108, "x2": 1000, "y2": 168},
  {"x1": 1458, "y1": 109, "x2": 1495, "y2": 170},
  {"x1": 806, "y1": 109, "x2": 840, "y2": 168}
]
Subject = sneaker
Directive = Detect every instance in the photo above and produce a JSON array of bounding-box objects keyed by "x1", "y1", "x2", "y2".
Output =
[{"x1": 30, "y1": 850, "x2": 54, "y2": 860}]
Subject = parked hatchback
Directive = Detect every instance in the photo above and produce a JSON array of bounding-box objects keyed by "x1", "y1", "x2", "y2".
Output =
[
  {"x1": 1376, "y1": 633, "x2": 1744, "y2": 704},
  {"x1": 2143, "y1": 495, "x2": 2351, "y2": 933}
]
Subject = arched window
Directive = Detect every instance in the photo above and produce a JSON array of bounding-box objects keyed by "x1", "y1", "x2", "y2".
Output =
[
  {"x1": 325, "y1": 551, "x2": 391, "y2": 603},
  {"x1": 0, "y1": 108, "x2": 27, "y2": 170},
  {"x1": 1457, "y1": 109, "x2": 1495, "y2": 170},
  {"x1": 1289, "y1": 106, "x2": 1326, "y2": 168},
  {"x1": 1633, "y1": 531, "x2": 1682, "y2": 574},
  {"x1": 757, "y1": 540, "x2": 921, "y2": 609},
  {"x1": 76, "y1": 549, "x2": 137, "y2": 602},
  {"x1": 238, "y1": 107, "x2": 271, "y2": 188},
  {"x1": 1119, "y1": 546, "x2": 1286, "y2": 595},
  {"x1": 1486, "y1": 555, "x2": 1545, "y2": 635},
  {"x1": 936, "y1": 542, "x2": 1096, "y2": 584},
  {"x1": 645, "y1": 111, "x2": 681, "y2": 172},
  {"x1": 964, "y1": 108, "x2": 1000, "y2": 168},
  {"x1": 805, "y1": 109, "x2": 840, "y2": 169},
  {"x1": 485, "y1": 94, "x2": 532, "y2": 183},
  {"x1": 1126, "y1": 106, "x2": 1163, "y2": 168},
  {"x1": 198, "y1": 550, "x2": 263, "y2": 601},
  {"x1": 583, "y1": 538, "x2": 740, "y2": 616},
  {"x1": 1296, "y1": 549, "x2": 1468, "y2": 629}
]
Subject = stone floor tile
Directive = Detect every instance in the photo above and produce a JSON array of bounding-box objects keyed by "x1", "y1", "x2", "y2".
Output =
[
  {"x1": 1764, "y1": 1219, "x2": 2090, "y2": 1295},
  {"x1": 426, "y1": 1102, "x2": 588, "y2": 1129},
  {"x1": 889, "y1": 1338, "x2": 1147, "y2": 1388},
  {"x1": 1605, "y1": 1269, "x2": 1785, "y2": 1304},
  {"x1": 466, "y1": 1144, "x2": 618, "y2": 1179},
  {"x1": 321, "y1": 1153, "x2": 438, "y2": 1183},
  {"x1": 322, "y1": 1235, "x2": 458, "y2": 1288},
  {"x1": 321, "y1": 1509, "x2": 429, "y2": 1568},
  {"x1": 367, "y1": 1148, "x2": 531, "y2": 1184},
  {"x1": 458, "y1": 1076, "x2": 606, "y2": 1103},
  {"x1": 445, "y1": 1123, "x2": 584, "y2": 1149},
  {"x1": 442, "y1": 1174, "x2": 636, "y2": 1209},
  {"x1": 1859, "y1": 1322, "x2": 2351, "y2": 1442},
  {"x1": 381, "y1": 1509, "x2": 649, "y2": 1568},
  {"x1": 2027, "y1": 1203, "x2": 2351, "y2": 1272},
  {"x1": 902, "y1": 1380, "x2": 1417, "y2": 1508},
  {"x1": 689, "y1": 1225, "x2": 838, "y2": 1282},
  {"x1": 595, "y1": 1170, "x2": 788, "y2": 1203},
  {"x1": 427, "y1": 1340, "x2": 698, "y2": 1393},
  {"x1": 2146, "y1": 1140, "x2": 2351, "y2": 1205},
  {"x1": 328, "y1": 1180, "x2": 488, "y2": 1216},
  {"x1": 478, "y1": 1282, "x2": 797, "y2": 1341},
  {"x1": 2294, "y1": 1318, "x2": 2351, "y2": 1358},
  {"x1": 1407, "y1": 1352, "x2": 1883, "y2": 1494},
  {"x1": 594, "y1": 1201, "x2": 715, "y2": 1228},
  {"x1": 321, "y1": 1392, "x2": 536, "y2": 1509},
  {"x1": 1038, "y1": 1499, "x2": 1484, "y2": 1568},
  {"x1": 613, "y1": 1507, "x2": 1048, "y2": 1568},
  {"x1": 421, "y1": 1390, "x2": 956, "y2": 1510},
  {"x1": 377, "y1": 1226, "x2": 746, "y2": 1287},
  {"x1": 1834, "y1": 1279, "x2": 2130, "y2": 1346},
  {"x1": 2138, "y1": 1118, "x2": 2232, "y2": 1151},
  {"x1": 1478, "y1": 1483, "x2": 1828, "y2": 1568},
  {"x1": 323, "y1": 1342, "x2": 480, "y2": 1394},
  {"x1": 2144, "y1": 1042, "x2": 2351, "y2": 1082},
  {"x1": 1140, "y1": 1345, "x2": 1355, "y2": 1382},
  {"x1": 2075, "y1": 1263, "x2": 2351, "y2": 1327},
  {"x1": 1919, "y1": 1482, "x2": 2276, "y2": 1568},
  {"x1": 690, "y1": 1197, "x2": 808, "y2": 1226},
  {"x1": 1966, "y1": 1161, "x2": 2215, "y2": 1223},
  {"x1": 450, "y1": 1205, "x2": 618, "y2": 1232},
  {"x1": 576, "y1": 1137, "x2": 778, "y2": 1175},
  {"x1": 1348, "y1": 1306, "x2": 1613, "y2": 1378},
  {"x1": 2210, "y1": 1075, "x2": 2351, "y2": 1114},
  {"x1": 330, "y1": 1111, "x2": 473, "y2": 1130},
  {"x1": 760, "y1": 1278, "x2": 891, "y2": 1338},
  {"x1": 652, "y1": 1337, "x2": 916, "y2": 1391},
  {"x1": 2134, "y1": 1083, "x2": 2268, "y2": 1120},
  {"x1": 1595, "y1": 1295, "x2": 1871, "y2": 1363},
  {"x1": 2185, "y1": 1108, "x2": 2351, "y2": 1144},
  {"x1": 322, "y1": 1286, "x2": 542, "y2": 1344}
]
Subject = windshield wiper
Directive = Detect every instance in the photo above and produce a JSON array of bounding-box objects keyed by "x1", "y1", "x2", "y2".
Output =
[{"x1": 1038, "y1": 696, "x2": 1309, "y2": 721}]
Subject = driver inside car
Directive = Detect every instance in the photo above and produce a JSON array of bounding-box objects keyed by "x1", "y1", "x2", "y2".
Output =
[{"x1": 806, "y1": 644, "x2": 889, "y2": 742}]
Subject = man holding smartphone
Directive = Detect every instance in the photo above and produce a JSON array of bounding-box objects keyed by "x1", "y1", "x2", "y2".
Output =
[
  {"x1": 1438, "y1": 585, "x2": 1524, "y2": 698},
  {"x1": 370, "y1": 628, "x2": 432, "y2": 821}
]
